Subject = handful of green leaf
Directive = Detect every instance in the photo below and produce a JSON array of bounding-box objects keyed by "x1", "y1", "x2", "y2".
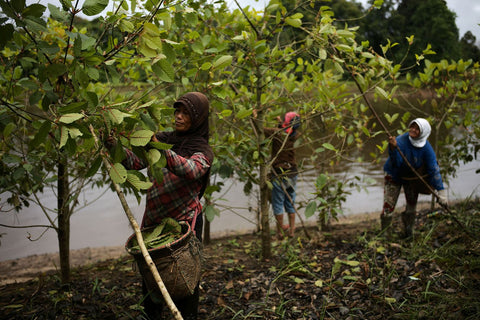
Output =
[{"x1": 128, "y1": 218, "x2": 182, "y2": 253}]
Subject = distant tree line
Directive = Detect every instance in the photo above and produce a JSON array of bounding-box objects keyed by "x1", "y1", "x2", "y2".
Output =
[{"x1": 282, "y1": 0, "x2": 480, "y2": 72}]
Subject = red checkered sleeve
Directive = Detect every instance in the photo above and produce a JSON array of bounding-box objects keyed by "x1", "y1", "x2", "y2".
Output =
[{"x1": 123, "y1": 149, "x2": 211, "y2": 228}]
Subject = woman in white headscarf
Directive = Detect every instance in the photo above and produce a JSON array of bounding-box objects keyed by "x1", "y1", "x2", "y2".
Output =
[{"x1": 380, "y1": 118, "x2": 448, "y2": 238}]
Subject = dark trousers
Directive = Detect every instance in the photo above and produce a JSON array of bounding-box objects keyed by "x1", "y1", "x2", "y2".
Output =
[
  {"x1": 142, "y1": 214, "x2": 203, "y2": 320},
  {"x1": 143, "y1": 282, "x2": 200, "y2": 320}
]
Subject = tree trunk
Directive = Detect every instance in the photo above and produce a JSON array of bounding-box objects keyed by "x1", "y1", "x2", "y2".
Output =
[
  {"x1": 204, "y1": 217, "x2": 211, "y2": 245},
  {"x1": 57, "y1": 156, "x2": 71, "y2": 283},
  {"x1": 255, "y1": 65, "x2": 271, "y2": 260},
  {"x1": 259, "y1": 164, "x2": 271, "y2": 259}
]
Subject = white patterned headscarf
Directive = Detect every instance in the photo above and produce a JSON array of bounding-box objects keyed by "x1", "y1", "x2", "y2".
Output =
[{"x1": 408, "y1": 118, "x2": 431, "y2": 148}]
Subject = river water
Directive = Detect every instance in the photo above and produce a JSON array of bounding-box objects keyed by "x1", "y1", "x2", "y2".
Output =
[{"x1": 1, "y1": 156, "x2": 479, "y2": 262}]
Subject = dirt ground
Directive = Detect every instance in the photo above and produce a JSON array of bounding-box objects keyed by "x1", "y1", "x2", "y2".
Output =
[
  {"x1": 2, "y1": 203, "x2": 478, "y2": 319},
  {"x1": 0, "y1": 212, "x2": 377, "y2": 286}
]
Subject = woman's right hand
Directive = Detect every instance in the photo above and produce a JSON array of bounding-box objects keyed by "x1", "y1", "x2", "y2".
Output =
[{"x1": 388, "y1": 136, "x2": 397, "y2": 149}]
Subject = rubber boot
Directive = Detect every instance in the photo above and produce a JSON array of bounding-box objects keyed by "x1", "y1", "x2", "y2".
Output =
[
  {"x1": 401, "y1": 211, "x2": 416, "y2": 239},
  {"x1": 380, "y1": 214, "x2": 392, "y2": 232}
]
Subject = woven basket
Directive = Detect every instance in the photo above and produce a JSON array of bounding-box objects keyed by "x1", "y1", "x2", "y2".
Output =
[{"x1": 125, "y1": 222, "x2": 201, "y2": 301}]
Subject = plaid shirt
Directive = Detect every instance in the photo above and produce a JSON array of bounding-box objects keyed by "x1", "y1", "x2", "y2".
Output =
[{"x1": 123, "y1": 149, "x2": 211, "y2": 228}]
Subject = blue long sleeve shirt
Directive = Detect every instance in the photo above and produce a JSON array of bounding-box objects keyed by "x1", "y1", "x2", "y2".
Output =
[{"x1": 384, "y1": 132, "x2": 444, "y2": 191}]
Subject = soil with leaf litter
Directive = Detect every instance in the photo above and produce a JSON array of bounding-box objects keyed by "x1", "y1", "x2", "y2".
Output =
[{"x1": 1, "y1": 201, "x2": 479, "y2": 319}]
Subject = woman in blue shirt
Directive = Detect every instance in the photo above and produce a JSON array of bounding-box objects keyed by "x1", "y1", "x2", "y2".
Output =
[{"x1": 380, "y1": 118, "x2": 447, "y2": 238}]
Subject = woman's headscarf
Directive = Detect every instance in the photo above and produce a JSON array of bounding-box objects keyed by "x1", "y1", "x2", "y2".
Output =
[
  {"x1": 282, "y1": 112, "x2": 301, "y2": 136},
  {"x1": 154, "y1": 92, "x2": 214, "y2": 201},
  {"x1": 155, "y1": 92, "x2": 214, "y2": 163},
  {"x1": 408, "y1": 118, "x2": 431, "y2": 148}
]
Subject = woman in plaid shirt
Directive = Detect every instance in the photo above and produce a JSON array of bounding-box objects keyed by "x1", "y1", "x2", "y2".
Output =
[{"x1": 120, "y1": 92, "x2": 213, "y2": 320}]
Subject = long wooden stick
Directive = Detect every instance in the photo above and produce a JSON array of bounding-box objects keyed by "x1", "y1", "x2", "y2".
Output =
[{"x1": 89, "y1": 125, "x2": 183, "y2": 320}]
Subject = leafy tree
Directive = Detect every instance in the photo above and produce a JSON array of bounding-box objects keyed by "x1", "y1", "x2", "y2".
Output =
[
  {"x1": 460, "y1": 31, "x2": 480, "y2": 62},
  {"x1": 397, "y1": 0, "x2": 459, "y2": 65},
  {"x1": 360, "y1": 0, "x2": 405, "y2": 61},
  {"x1": 361, "y1": 0, "x2": 460, "y2": 70},
  {"x1": 0, "y1": 0, "x2": 233, "y2": 283},
  {"x1": 276, "y1": 0, "x2": 365, "y2": 64},
  {"x1": 212, "y1": 0, "x2": 409, "y2": 258},
  {"x1": 406, "y1": 58, "x2": 480, "y2": 180}
]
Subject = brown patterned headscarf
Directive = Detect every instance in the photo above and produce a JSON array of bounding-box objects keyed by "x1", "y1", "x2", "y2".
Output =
[{"x1": 155, "y1": 92, "x2": 213, "y2": 162}]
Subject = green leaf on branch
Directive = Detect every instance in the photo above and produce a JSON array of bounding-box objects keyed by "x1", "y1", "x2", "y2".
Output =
[
  {"x1": 319, "y1": 48, "x2": 327, "y2": 60},
  {"x1": 130, "y1": 130, "x2": 154, "y2": 146},
  {"x1": 60, "y1": 126, "x2": 69, "y2": 148},
  {"x1": 143, "y1": 22, "x2": 160, "y2": 36},
  {"x1": 149, "y1": 141, "x2": 172, "y2": 150},
  {"x1": 78, "y1": 33, "x2": 96, "y2": 50},
  {"x1": 236, "y1": 108, "x2": 252, "y2": 119},
  {"x1": 361, "y1": 126, "x2": 370, "y2": 137},
  {"x1": 213, "y1": 55, "x2": 233, "y2": 70},
  {"x1": 316, "y1": 174, "x2": 328, "y2": 188},
  {"x1": 59, "y1": 113, "x2": 84, "y2": 124},
  {"x1": 59, "y1": 126, "x2": 83, "y2": 148},
  {"x1": 152, "y1": 59, "x2": 174, "y2": 83},
  {"x1": 384, "y1": 113, "x2": 399, "y2": 125},
  {"x1": 127, "y1": 172, "x2": 153, "y2": 191},
  {"x1": 2, "y1": 154, "x2": 22, "y2": 164},
  {"x1": 144, "y1": 36, "x2": 163, "y2": 51},
  {"x1": 151, "y1": 159, "x2": 166, "y2": 184},
  {"x1": 322, "y1": 143, "x2": 337, "y2": 152},
  {"x1": 46, "y1": 63, "x2": 67, "y2": 79},
  {"x1": 25, "y1": 17, "x2": 48, "y2": 33},
  {"x1": 106, "y1": 109, "x2": 132, "y2": 124},
  {"x1": 67, "y1": 127, "x2": 82, "y2": 139},
  {"x1": 3, "y1": 123, "x2": 16, "y2": 138},
  {"x1": 373, "y1": 0, "x2": 384, "y2": 8},
  {"x1": 205, "y1": 205, "x2": 220, "y2": 222},
  {"x1": 185, "y1": 12, "x2": 198, "y2": 27},
  {"x1": 305, "y1": 201, "x2": 317, "y2": 218},
  {"x1": 48, "y1": 4, "x2": 68, "y2": 22},
  {"x1": 60, "y1": 102, "x2": 87, "y2": 114},
  {"x1": 285, "y1": 16, "x2": 302, "y2": 28},
  {"x1": 24, "y1": 3, "x2": 46, "y2": 18},
  {"x1": 147, "y1": 148, "x2": 161, "y2": 165},
  {"x1": 82, "y1": 0, "x2": 108, "y2": 16},
  {"x1": 201, "y1": 62, "x2": 212, "y2": 70},
  {"x1": 109, "y1": 163, "x2": 127, "y2": 184},
  {"x1": 375, "y1": 86, "x2": 390, "y2": 100},
  {"x1": 59, "y1": 0, "x2": 72, "y2": 11},
  {"x1": 0, "y1": 24, "x2": 14, "y2": 47},
  {"x1": 119, "y1": 19, "x2": 135, "y2": 33},
  {"x1": 85, "y1": 156, "x2": 102, "y2": 178},
  {"x1": 219, "y1": 110, "x2": 232, "y2": 118},
  {"x1": 132, "y1": 100, "x2": 155, "y2": 112}
]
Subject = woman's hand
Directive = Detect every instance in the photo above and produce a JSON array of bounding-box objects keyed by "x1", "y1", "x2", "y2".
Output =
[{"x1": 388, "y1": 135, "x2": 397, "y2": 149}]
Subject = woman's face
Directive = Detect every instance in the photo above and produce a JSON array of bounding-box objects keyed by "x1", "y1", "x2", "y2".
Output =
[
  {"x1": 409, "y1": 122, "x2": 420, "y2": 139},
  {"x1": 174, "y1": 105, "x2": 192, "y2": 132}
]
